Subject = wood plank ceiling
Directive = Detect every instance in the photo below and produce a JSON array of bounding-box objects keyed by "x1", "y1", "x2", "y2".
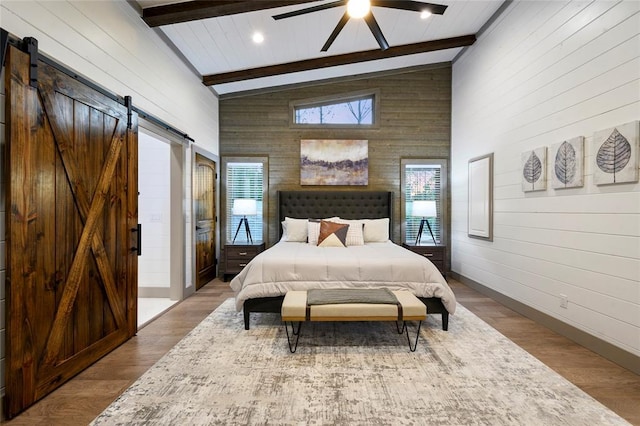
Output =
[{"x1": 136, "y1": 0, "x2": 505, "y2": 96}]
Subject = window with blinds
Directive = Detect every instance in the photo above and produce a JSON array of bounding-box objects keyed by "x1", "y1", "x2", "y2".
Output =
[
  {"x1": 223, "y1": 159, "x2": 267, "y2": 244},
  {"x1": 401, "y1": 159, "x2": 447, "y2": 245}
]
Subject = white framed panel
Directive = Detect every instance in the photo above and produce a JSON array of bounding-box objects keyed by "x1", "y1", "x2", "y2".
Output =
[{"x1": 468, "y1": 153, "x2": 493, "y2": 241}]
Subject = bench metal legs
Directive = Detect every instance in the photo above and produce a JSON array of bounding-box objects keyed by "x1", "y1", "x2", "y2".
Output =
[
  {"x1": 396, "y1": 320, "x2": 423, "y2": 352},
  {"x1": 285, "y1": 321, "x2": 302, "y2": 353},
  {"x1": 285, "y1": 321, "x2": 423, "y2": 353}
]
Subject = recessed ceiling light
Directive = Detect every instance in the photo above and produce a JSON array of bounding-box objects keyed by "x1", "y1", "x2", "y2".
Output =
[
  {"x1": 421, "y1": 10, "x2": 432, "y2": 19},
  {"x1": 252, "y1": 32, "x2": 264, "y2": 44}
]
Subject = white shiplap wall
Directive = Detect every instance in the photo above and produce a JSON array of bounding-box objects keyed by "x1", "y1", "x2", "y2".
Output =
[
  {"x1": 451, "y1": 1, "x2": 640, "y2": 357},
  {"x1": 0, "y1": 0, "x2": 219, "y2": 412}
]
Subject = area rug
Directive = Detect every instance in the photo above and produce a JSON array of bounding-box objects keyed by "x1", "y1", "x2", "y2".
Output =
[{"x1": 92, "y1": 299, "x2": 629, "y2": 425}]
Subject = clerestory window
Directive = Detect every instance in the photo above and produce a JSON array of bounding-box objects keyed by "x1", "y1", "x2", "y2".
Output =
[{"x1": 291, "y1": 90, "x2": 379, "y2": 127}]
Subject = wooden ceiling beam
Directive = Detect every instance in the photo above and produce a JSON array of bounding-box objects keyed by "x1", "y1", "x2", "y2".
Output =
[
  {"x1": 202, "y1": 34, "x2": 476, "y2": 86},
  {"x1": 142, "y1": 1, "x2": 318, "y2": 27}
]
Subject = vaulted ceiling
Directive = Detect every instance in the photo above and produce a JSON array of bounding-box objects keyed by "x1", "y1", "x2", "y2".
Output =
[{"x1": 135, "y1": 0, "x2": 505, "y2": 97}]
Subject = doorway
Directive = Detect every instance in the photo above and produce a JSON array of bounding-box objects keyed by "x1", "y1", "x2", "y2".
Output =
[{"x1": 137, "y1": 129, "x2": 185, "y2": 327}]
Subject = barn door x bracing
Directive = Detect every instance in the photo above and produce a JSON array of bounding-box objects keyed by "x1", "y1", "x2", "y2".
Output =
[{"x1": 4, "y1": 46, "x2": 138, "y2": 417}]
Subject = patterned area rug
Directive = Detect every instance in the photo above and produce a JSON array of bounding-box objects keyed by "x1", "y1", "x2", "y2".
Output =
[{"x1": 92, "y1": 299, "x2": 629, "y2": 425}]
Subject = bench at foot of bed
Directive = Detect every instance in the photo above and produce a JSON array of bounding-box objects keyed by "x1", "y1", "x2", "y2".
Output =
[
  {"x1": 281, "y1": 289, "x2": 427, "y2": 353},
  {"x1": 242, "y1": 295, "x2": 449, "y2": 331}
]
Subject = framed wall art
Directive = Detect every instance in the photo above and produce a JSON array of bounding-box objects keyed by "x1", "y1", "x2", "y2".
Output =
[
  {"x1": 522, "y1": 146, "x2": 547, "y2": 192},
  {"x1": 551, "y1": 136, "x2": 584, "y2": 189},
  {"x1": 468, "y1": 153, "x2": 493, "y2": 241},
  {"x1": 300, "y1": 139, "x2": 368, "y2": 186},
  {"x1": 593, "y1": 121, "x2": 639, "y2": 185}
]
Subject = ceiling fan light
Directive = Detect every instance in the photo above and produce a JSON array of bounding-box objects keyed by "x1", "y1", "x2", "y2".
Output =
[
  {"x1": 347, "y1": 0, "x2": 370, "y2": 19},
  {"x1": 420, "y1": 10, "x2": 432, "y2": 19}
]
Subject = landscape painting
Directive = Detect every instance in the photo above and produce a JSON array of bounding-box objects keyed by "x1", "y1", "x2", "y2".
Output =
[{"x1": 300, "y1": 139, "x2": 368, "y2": 185}]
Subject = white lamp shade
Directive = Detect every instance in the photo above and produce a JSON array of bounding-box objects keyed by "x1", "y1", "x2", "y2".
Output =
[
  {"x1": 232, "y1": 199, "x2": 257, "y2": 216},
  {"x1": 412, "y1": 200, "x2": 437, "y2": 217}
]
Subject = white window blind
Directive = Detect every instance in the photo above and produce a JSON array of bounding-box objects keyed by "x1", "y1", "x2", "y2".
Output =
[
  {"x1": 404, "y1": 163, "x2": 443, "y2": 244},
  {"x1": 225, "y1": 162, "x2": 264, "y2": 243}
]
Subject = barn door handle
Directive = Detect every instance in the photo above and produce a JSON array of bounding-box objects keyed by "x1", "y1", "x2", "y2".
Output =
[{"x1": 131, "y1": 224, "x2": 141, "y2": 256}]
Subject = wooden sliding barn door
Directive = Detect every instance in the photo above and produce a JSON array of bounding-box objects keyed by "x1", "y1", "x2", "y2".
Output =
[{"x1": 4, "y1": 46, "x2": 138, "y2": 417}]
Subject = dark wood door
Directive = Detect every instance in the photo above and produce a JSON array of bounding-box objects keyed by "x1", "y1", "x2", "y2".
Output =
[
  {"x1": 194, "y1": 153, "x2": 217, "y2": 289},
  {"x1": 4, "y1": 46, "x2": 138, "y2": 418}
]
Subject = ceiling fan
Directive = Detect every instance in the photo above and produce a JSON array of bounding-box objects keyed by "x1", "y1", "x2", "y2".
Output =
[{"x1": 273, "y1": 0, "x2": 448, "y2": 52}]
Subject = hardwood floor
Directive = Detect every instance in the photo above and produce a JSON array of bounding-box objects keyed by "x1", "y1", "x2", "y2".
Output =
[{"x1": 4, "y1": 278, "x2": 639, "y2": 425}]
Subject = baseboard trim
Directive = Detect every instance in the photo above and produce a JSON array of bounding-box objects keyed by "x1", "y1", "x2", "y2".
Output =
[
  {"x1": 449, "y1": 272, "x2": 640, "y2": 375},
  {"x1": 138, "y1": 287, "x2": 170, "y2": 298}
]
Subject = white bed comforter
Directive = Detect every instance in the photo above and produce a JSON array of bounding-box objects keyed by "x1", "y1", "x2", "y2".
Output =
[{"x1": 230, "y1": 241, "x2": 456, "y2": 314}]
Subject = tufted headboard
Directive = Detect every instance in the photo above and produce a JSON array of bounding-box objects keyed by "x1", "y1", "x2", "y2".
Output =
[{"x1": 277, "y1": 190, "x2": 393, "y2": 236}]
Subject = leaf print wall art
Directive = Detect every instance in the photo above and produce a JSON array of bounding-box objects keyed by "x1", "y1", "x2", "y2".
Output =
[
  {"x1": 551, "y1": 137, "x2": 584, "y2": 189},
  {"x1": 593, "y1": 121, "x2": 639, "y2": 185},
  {"x1": 521, "y1": 147, "x2": 547, "y2": 192}
]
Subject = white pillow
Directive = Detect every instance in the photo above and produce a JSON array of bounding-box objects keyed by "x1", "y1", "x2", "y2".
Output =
[
  {"x1": 307, "y1": 219, "x2": 321, "y2": 245},
  {"x1": 283, "y1": 217, "x2": 308, "y2": 242},
  {"x1": 362, "y1": 218, "x2": 389, "y2": 242},
  {"x1": 334, "y1": 218, "x2": 365, "y2": 246}
]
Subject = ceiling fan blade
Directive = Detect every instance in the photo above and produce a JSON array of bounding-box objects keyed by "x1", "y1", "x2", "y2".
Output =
[
  {"x1": 364, "y1": 13, "x2": 390, "y2": 50},
  {"x1": 371, "y1": 0, "x2": 447, "y2": 15},
  {"x1": 321, "y1": 11, "x2": 350, "y2": 51},
  {"x1": 273, "y1": 0, "x2": 346, "y2": 20}
]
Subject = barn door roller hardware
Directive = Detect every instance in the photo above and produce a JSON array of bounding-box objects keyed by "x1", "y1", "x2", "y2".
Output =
[
  {"x1": 125, "y1": 95, "x2": 133, "y2": 129},
  {"x1": 4, "y1": 36, "x2": 40, "y2": 88},
  {"x1": 23, "y1": 37, "x2": 38, "y2": 88},
  {"x1": 1, "y1": 30, "x2": 39, "y2": 87},
  {"x1": 1, "y1": 28, "x2": 8, "y2": 69}
]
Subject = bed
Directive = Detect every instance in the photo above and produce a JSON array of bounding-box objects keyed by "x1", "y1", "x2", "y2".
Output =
[{"x1": 229, "y1": 190, "x2": 456, "y2": 330}]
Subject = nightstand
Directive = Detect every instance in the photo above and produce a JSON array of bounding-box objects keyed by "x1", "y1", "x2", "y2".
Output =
[
  {"x1": 223, "y1": 242, "x2": 265, "y2": 281},
  {"x1": 402, "y1": 243, "x2": 447, "y2": 278}
]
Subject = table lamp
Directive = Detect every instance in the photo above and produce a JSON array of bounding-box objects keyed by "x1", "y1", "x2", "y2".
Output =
[
  {"x1": 232, "y1": 199, "x2": 257, "y2": 244},
  {"x1": 412, "y1": 200, "x2": 437, "y2": 245}
]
